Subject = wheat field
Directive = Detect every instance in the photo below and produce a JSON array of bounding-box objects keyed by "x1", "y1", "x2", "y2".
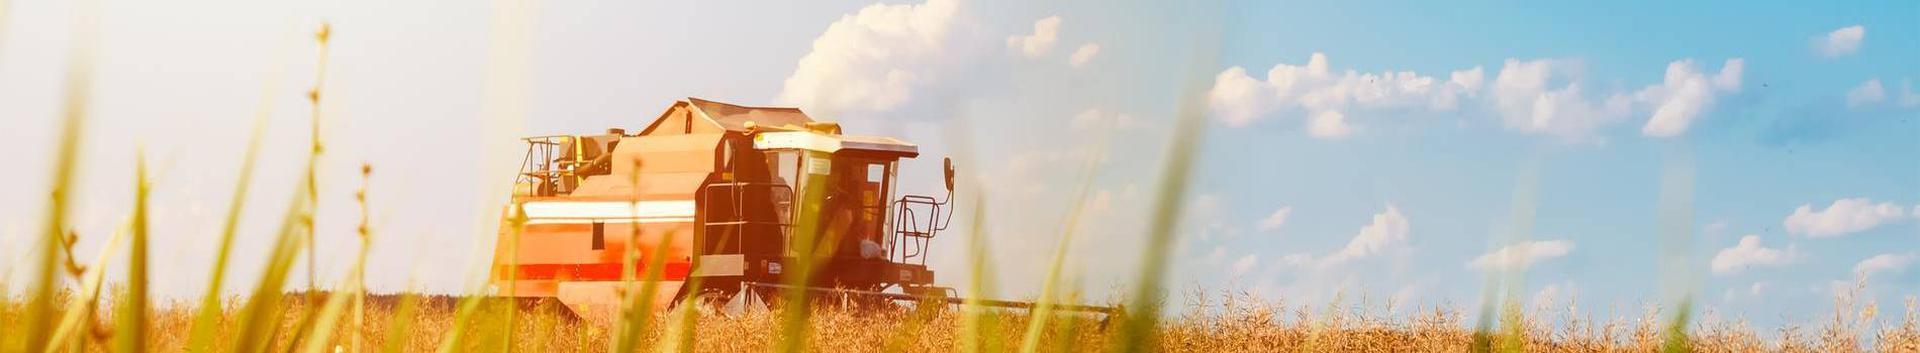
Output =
[{"x1": 2, "y1": 287, "x2": 1918, "y2": 352}]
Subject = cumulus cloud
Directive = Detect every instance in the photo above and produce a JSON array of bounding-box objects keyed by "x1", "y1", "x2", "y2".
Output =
[
  {"x1": 1637, "y1": 58, "x2": 1744, "y2": 137},
  {"x1": 1710, "y1": 235, "x2": 1797, "y2": 276},
  {"x1": 777, "y1": 0, "x2": 962, "y2": 116},
  {"x1": 1069, "y1": 43, "x2": 1100, "y2": 67},
  {"x1": 1846, "y1": 78, "x2": 1920, "y2": 109},
  {"x1": 1467, "y1": 239, "x2": 1575, "y2": 272},
  {"x1": 1208, "y1": 67, "x2": 1270, "y2": 126},
  {"x1": 1307, "y1": 111, "x2": 1353, "y2": 138},
  {"x1": 1814, "y1": 25, "x2": 1866, "y2": 58},
  {"x1": 1783, "y1": 198, "x2": 1908, "y2": 237},
  {"x1": 1847, "y1": 79, "x2": 1886, "y2": 108},
  {"x1": 1209, "y1": 54, "x2": 1749, "y2": 140},
  {"x1": 1256, "y1": 206, "x2": 1293, "y2": 232},
  {"x1": 1205, "y1": 53, "x2": 1479, "y2": 138},
  {"x1": 1007, "y1": 16, "x2": 1061, "y2": 57},
  {"x1": 1318, "y1": 205, "x2": 1410, "y2": 267},
  {"x1": 1489, "y1": 58, "x2": 1633, "y2": 139},
  {"x1": 1263, "y1": 205, "x2": 1410, "y2": 271},
  {"x1": 1853, "y1": 253, "x2": 1915, "y2": 278}
]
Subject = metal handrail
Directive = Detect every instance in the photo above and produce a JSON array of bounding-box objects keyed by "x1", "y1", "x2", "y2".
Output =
[
  {"x1": 889, "y1": 192, "x2": 953, "y2": 265},
  {"x1": 514, "y1": 136, "x2": 578, "y2": 197}
]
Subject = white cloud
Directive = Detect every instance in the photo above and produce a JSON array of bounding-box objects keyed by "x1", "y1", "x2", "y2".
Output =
[
  {"x1": 1783, "y1": 198, "x2": 1908, "y2": 238},
  {"x1": 1208, "y1": 67, "x2": 1270, "y2": 126},
  {"x1": 1467, "y1": 239, "x2": 1575, "y2": 272},
  {"x1": 1068, "y1": 43, "x2": 1100, "y2": 67},
  {"x1": 1846, "y1": 78, "x2": 1920, "y2": 109},
  {"x1": 1211, "y1": 55, "x2": 1745, "y2": 140},
  {"x1": 1451, "y1": 67, "x2": 1487, "y2": 93},
  {"x1": 1637, "y1": 58, "x2": 1744, "y2": 137},
  {"x1": 777, "y1": 0, "x2": 962, "y2": 116},
  {"x1": 1852, "y1": 253, "x2": 1915, "y2": 278},
  {"x1": 1006, "y1": 16, "x2": 1061, "y2": 57},
  {"x1": 1307, "y1": 110, "x2": 1354, "y2": 138},
  {"x1": 1710, "y1": 235, "x2": 1797, "y2": 276},
  {"x1": 1713, "y1": 59, "x2": 1744, "y2": 92},
  {"x1": 1319, "y1": 205, "x2": 1410, "y2": 267},
  {"x1": 1490, "y1": 58, "x2": 1633, "y2": 139},
  {"x1": 1847, "y1": 79, "x2": 1886, "y2": 108},
  {"x1": 1205, "y1": 53, "x2": 1477, "y2": 138},
  {"x1": 1232, "y1": 254, "x2": 1259, "y2": 276},
  {"x1": 1813, "y1": 25, "x2": 1866, "y2": 58},
  {"x1": 1256, "y1": 206, "x2": 1293, "y2": 232}
]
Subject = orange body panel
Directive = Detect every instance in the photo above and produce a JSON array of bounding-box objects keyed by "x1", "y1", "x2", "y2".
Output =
[{"x1": 492, "y1": 123, "x2": 725, "y2": 311}]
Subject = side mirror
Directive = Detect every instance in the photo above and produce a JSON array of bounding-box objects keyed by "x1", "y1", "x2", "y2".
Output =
[{"x1": 943, "y1": 157, "x2": 956, "y2": 192}]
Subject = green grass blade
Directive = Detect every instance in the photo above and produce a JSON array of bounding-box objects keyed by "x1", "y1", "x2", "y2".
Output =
[
  {"x1": 298, "y1": 251, "x2": 368, "y2": 353},
  {"x1": 496, "y1": 204, "x2": 523, "y2": 353},
  {"x1": 1111, "y1": 58, "x2": 1214, "y2": 353},
  {"x1": 441, "y1": 201, "x2": 525, "y2": 353},
  {"x1": 24, "y1": 4, "x2": 96, "y2": 351},
  {"x1": 113, "y1": 153, "x2": 152, "y2": 353},
  {"x1": 654, "y1": 266, "x2": 704, "y2": 353},
  {"x1": 48, "y1": 221, "x2": 124, "y2": 349},
  {"x1": 435, "y1": 290, "x2": 487, "y2": 353},
  {"x1": 1657, "y1": 149, "x2": 1696, "y2": 353},
  {"x1": 1018, "y1": 139, "x2": 1106, "y2": 353},
  {"x1": 775, "y1": 152, "x2": 836, "y2": 353},
  {"x1": 1663, "y1": 299, "x2": 1693, "y2": 353},
  {"x1": 380, "y1": 291, "x2": 420, "y2": 353},
  {"x1": 615, "y1": 231, "x2": 675, "y2": 353},
  {"x1": 228, "y1": 180, "x2": 316, "y2": 353},
  {"x1": 352, "y1": 164, "x2": 372, "y2": 353},
  {"x1": 186, "y1": 78, "x2": 272, "y2": 353},
  {"x1": 960, "y1": 197, "x2": 999, "y2": 353}
]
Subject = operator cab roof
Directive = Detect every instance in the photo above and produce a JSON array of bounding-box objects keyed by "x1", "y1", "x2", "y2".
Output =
[
  {"x1": 639, "y1": 97, "x2": 919, "y2": 157},
  {"x1": 753, "y1": 131, "x2": 919, "y2": 157}
]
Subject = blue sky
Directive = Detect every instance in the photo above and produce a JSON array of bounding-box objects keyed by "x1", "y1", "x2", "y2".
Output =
[
  {"x1": 1191, "y1": 1, "x2": 1918, "y2": 328},
  {"x1": 0, "y1": 0, "x2": 1914, "y2": 329}
]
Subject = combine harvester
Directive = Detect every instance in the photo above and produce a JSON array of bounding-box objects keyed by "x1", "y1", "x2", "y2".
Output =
[{"x1": 491, "y1": 98, "x2": 1113, "y2": 317}]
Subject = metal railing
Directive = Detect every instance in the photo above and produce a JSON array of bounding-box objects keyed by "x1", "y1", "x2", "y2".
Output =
[
  {"x1": 514, "y1": 135, "x2": 578, "y2": 197},
  {"x1": 889, "y1": 193, "x2": 952, "y2": 265}
]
